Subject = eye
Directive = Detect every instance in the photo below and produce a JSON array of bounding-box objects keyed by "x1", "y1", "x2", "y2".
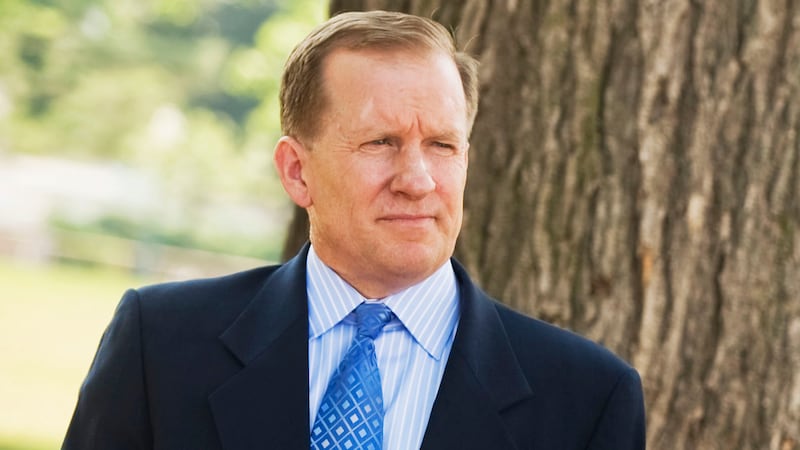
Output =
[
  {"x1": 360, "y1": 138, "x2": 394, "y2": 154},
  {"x1": 430, "y1": 141, "x2": 459, "y2": 155},
  {"x1": 363, "y1": 137, "x2": 394, "y2": 148}
]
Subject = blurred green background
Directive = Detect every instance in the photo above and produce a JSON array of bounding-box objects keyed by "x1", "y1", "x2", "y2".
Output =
[{"x1": 0, "y1": 0, "x2": 325, "y2": 447}]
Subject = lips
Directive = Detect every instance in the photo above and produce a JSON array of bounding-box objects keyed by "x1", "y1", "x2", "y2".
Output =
[
  {"x1": 378, "y1": 214, "x2": 436, "y2": 222},
  {"x1": 378, "y1": 214, "x2": 437, "y2": 228},
  {"x1": 380, "y1": 214, "x2": 434, "y2": 221}
]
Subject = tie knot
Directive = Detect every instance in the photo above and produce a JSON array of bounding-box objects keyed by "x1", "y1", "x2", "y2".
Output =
[{"x1": 355, "y1": 303, "x2": 392, "y2": 339}]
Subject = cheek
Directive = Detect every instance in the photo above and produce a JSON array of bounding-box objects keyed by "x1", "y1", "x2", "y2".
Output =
[
  {"x1": 435, "y1": 166, "x2": 468, "y2": 200},
  {"x1": 330, "y1": 170, "x2": 387, "y2": 215},
  {"x1": 346, "y1": 161, "x2": 394, "y2": 194}
]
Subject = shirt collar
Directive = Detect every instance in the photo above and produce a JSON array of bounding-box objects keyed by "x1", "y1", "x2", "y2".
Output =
[{"x1": 306, "y1": 245, "x2": 459, "y2": 360}]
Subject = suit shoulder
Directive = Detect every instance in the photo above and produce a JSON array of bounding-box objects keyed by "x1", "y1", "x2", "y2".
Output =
[
  {"x1": 133, "y1": 264, "x2": 281, "y2": 309},
  {"x1": 491, "y1": 302, "x2": 646, "y2": 449},
  {"x1": 493, "y1": 301, "x2": 635, "y2": 378},
  {"x1": 110, "y1": 264, "x2": 287, "y2": 346},
  {"x1": 115, "y1": 264, "x2": 284, "y2": 336}
]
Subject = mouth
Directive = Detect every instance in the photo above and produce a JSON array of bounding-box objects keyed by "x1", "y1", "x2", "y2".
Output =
[{"x1": 378, "y1": 214, "x2": 436, "y2": 224}]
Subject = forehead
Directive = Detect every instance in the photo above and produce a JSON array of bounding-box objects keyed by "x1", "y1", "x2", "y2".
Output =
[{"x1": 319, "y1": 48, "x2": 468, "y2": 134}]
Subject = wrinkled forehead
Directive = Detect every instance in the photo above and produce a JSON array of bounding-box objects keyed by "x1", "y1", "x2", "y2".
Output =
[{"x1": 318, "y1": 47, "x2": 468, "y2": 127}]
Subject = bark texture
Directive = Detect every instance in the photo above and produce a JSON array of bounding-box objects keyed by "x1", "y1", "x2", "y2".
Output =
[{"x1": 281, "y1": 1, "x2": 800, "y2": 448}]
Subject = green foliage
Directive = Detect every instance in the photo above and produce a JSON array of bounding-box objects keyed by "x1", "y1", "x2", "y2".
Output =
[
  {"x1": 0, "y1": 0, "x2": 325, "y2": 275},
  {"x1": 0, "y1": 0, "x2": 325, "y2": 198}
]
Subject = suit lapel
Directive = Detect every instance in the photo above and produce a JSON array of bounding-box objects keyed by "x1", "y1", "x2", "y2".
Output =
[
  {"x1": 421, "y1": 260, "x2": 534, "y2": 450},
  {"x1": 209, "y1": 247, "x2": 311, "y2": 450},
  {"x1": 206, "y1": 250, "x2": 533, "y2": 449}
]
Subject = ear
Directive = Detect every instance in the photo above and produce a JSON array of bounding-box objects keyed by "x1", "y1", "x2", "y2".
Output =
[{"x1": 273, "y1": 136, "x2": 313, "y2": 208}]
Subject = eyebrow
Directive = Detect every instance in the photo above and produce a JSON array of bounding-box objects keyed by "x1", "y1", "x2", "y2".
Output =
[
  {"x1": 348, "y1": 122, "x2": 467, "y2": 143},
  {"x1": 427, "y1": 131, "x2": 466, "y2": 144}
]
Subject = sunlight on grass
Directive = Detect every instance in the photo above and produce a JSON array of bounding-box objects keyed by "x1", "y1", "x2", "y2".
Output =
[{"x1": 0, "y1": 258, "x2": 157, "y2": 449}]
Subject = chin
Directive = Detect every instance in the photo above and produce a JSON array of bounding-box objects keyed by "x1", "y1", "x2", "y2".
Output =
[{"x1": 381, "y1": 245, "x2": 449, "y2": 277}]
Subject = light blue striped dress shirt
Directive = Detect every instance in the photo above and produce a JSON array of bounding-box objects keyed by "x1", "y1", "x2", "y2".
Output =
[{"x1": 306, "y1": 245, "x2": 460, "y2": 450}]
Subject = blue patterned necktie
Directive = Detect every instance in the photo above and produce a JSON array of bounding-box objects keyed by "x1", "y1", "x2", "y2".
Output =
[{"x1": 311, "y1": 303, "x2": 393, "y2": 450}]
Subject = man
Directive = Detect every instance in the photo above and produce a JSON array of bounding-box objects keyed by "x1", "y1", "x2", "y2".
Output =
[{"x1": 64, "y1": 10, "x2": 645, "y2": 450}]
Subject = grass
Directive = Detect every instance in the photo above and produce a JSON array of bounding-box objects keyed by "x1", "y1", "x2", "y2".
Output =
[{"x1": 0, "y1": 257, "x2": 157, "y2": 449}]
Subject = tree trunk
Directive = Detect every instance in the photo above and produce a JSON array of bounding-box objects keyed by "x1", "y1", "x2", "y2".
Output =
[{"x1": 281, "y1": 1, "x2": 800, "y2": 448}]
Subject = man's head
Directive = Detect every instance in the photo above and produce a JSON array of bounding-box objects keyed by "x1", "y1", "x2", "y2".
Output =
[
  {"x1": 280, "y1": 10, "x2": 479, "y2": 143},
  {"x1": 274, "y1": 11, "x2": 479, "y2": 298}
]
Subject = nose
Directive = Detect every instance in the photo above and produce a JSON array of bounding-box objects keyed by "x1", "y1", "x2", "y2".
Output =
[{"x1": 389, "y1": 145, "x2": 436, "y2": 198}]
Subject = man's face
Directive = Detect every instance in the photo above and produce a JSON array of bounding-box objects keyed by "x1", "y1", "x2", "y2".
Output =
[{"x1": 299, "y1": 48, "x2": 469, "y2": 298}]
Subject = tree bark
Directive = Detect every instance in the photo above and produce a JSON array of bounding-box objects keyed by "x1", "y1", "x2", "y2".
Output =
[{"x1": 281, "y1": 1, "x2": 800, "y2": 448}]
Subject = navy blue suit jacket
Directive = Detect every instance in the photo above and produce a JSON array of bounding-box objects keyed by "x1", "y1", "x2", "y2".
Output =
[{"x1": 63, "y1": 245, "x2": 645, "y2": 449}]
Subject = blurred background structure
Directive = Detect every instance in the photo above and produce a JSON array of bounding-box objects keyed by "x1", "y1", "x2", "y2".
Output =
[{"x1": 0, "y1": 0, "x2": 325, "y2": 448}]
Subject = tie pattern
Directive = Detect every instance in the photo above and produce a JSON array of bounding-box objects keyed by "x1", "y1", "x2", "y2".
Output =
[{"x1": 311, "y1": 303, "x2": 392, "y2": 450}]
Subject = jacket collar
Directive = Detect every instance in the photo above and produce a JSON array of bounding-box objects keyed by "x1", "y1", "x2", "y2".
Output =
[
  {"x1": 209, "y1": 247, "x2": 533, "y2": 449},
  {"x1": 209, "y1": 245, "x2": 311, "y2": 449},
  {"x1": 420, "y1": 259, "x2": 534, "y2": 449}
]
